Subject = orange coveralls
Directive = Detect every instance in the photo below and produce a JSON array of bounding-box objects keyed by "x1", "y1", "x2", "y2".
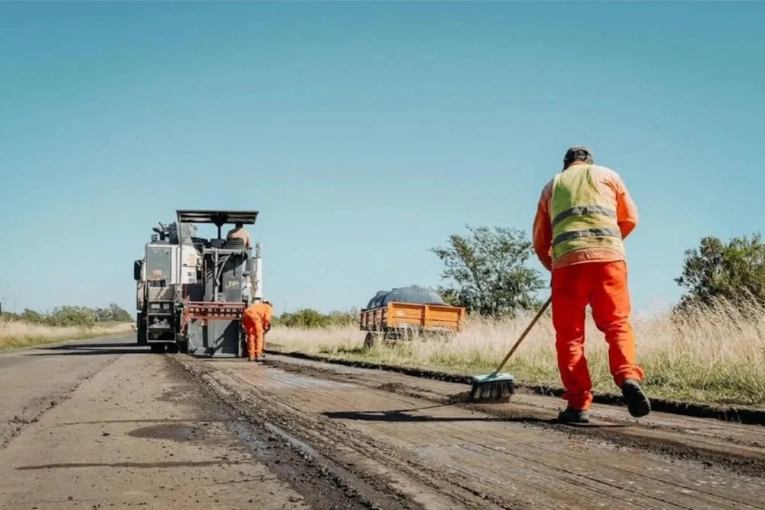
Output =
[
  {"x1": 532, "y1": 162, "x2": 645, "y2": 411},
  {"x1": 242, "y1": 302, "x2": 273, "y2": 360}
]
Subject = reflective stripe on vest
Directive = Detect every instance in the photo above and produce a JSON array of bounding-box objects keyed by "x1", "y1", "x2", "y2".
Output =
[{"x1": 550, "y1": 165, "x2": 625, "y2": 262}]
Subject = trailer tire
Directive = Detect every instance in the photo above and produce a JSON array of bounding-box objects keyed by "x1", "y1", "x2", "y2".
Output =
[{"x1": 363, "y1": 332, "x2": 378, "y2": 349}]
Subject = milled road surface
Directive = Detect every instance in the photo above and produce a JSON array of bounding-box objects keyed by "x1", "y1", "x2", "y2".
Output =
[{"x1": 1, "y1": 336, "x2": 765, "y2": 510}]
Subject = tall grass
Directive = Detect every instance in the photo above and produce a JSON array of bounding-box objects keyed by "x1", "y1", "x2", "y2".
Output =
[
  {"x1": 0, "y1": 319, "x2": 133, "y2": 351},
  {"x1": 268, "y1": 300, "x2": 765, "y2": 407}
]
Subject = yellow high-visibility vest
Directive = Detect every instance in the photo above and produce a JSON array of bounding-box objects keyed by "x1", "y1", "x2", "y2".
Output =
[{"x1": 550, "y1": 164, "x2": 625, "y2": 262}]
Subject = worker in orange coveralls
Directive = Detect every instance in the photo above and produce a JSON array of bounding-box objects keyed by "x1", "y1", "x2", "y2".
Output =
[
  {"x1": 242, "y1": 300, "x2": 273, "y2": 362},
  {"x1": 532, "y1": 146, "x2": 651, "y2": 423}
]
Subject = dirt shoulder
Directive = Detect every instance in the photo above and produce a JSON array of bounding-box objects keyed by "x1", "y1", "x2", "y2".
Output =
[{"x1": 174, "y1": 353, "x2": 765, "y2": 510}]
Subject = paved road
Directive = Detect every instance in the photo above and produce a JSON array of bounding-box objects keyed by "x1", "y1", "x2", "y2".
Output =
[{"x1": 1, "y1": 336, "x2": 765, "y2": 510}]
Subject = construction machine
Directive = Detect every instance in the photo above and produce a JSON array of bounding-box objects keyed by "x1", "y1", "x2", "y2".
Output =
[{"x1": 134, "y1": 209, "x2": 263, "y2": 357}]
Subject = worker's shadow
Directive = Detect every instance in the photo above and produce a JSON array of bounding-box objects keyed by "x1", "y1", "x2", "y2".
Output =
[
  {"x1": 322, "y1": 404, "x2": 626, "y2": 428},
  {"x1": 322, "y1": 404, "x2": 554, "y2": 425}
]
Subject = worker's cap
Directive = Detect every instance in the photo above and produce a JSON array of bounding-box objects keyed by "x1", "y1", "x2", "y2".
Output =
[{"x1": 563, "y1": 145, "x2": 594, "y2": 164}]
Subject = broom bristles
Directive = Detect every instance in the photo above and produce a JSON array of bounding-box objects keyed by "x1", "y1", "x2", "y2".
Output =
[{"x1": 470, "y1": 379, "x2": 515, "y2": 402}]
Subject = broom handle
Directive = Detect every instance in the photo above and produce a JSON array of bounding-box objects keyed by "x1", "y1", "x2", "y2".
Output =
[{"x1": 492, "y1": 296, "x2": 552, "y2": 374}]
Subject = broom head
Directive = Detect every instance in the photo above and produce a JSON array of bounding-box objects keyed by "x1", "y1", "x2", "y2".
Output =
[{"x1": 469, "y1": 372, "x2": 515, "y2": 403}]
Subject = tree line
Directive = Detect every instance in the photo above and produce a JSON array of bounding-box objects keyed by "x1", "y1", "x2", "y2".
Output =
[
  {"x1": 0, "y1": 303, "x2": 133, "y2": 328},
  {"x1": 9, "y1": 226, "x2": 757, "y2": 331},
  {"x1": 271, "y1": 226, "x2": 765, "y2": 328}
]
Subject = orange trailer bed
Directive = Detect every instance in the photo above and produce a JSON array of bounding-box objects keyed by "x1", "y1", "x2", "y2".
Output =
[{"x1": 359, "y1": 301, "x2": 465, "y2": 334}]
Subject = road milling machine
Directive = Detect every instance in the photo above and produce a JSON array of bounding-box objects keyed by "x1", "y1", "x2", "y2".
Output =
[{"x1": 134, "y1": 210, "x2": 263, "y2": 357}]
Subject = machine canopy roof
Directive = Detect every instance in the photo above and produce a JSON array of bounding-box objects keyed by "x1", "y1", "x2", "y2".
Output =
[{"x1": 176, "y1": 210, "x2": 259, "y2": 227}]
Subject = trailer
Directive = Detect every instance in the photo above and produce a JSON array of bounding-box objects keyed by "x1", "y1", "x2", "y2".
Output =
[
  {"x1": 134, "y1": 209, "x2": 263, "y2": 357},
  {"x1": 359, "y1": 286, "x2": 466, "y2": 348}
]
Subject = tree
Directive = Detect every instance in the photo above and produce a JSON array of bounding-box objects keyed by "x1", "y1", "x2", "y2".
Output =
[
  {"x1": 46, "y1": 305, "x2": 96, "y2": 327},
  {"x1": 430, "y1": 225, "x2": 545, "y2": 317},
  {"x1": 276, "y1": 308, "x2": 332, "y2": 329},
  {"x1": 20, "y1": 309, "x2": 46, "y2": 324},
  {"x1": 674, "y1": 233, "x2": 765, "y2": 311}
]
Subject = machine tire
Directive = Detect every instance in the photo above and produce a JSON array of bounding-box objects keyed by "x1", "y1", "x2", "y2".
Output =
[
  {"x1": 150, "y1": 343, "x2": 165, "y2": 354},
  {"x1": 136, "y1": 312, "x2": 148, "y2": 345},
  {"x1": 166, "y1": 343, "x2": 179, "y2": 354}
]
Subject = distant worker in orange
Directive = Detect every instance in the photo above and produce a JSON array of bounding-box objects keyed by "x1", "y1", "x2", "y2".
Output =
[
  {"x1": 227, "y1": 222, "x2": 251, "y2": 248},
  {"x1": 242, "y1": 300, "x2": 273, "y2": 362},
  {"x1": 532, "y1": 146, "x2": 650, "y2": 423}
]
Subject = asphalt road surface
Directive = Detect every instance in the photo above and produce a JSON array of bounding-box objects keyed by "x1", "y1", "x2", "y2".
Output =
[{"x1": 1, "y1": 335, "x2": 765, "y2": 509}]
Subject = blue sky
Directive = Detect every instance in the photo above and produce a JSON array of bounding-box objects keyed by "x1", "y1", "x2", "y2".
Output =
[{"x1": 1, "y1": 2, "x2": 763, "y2": 317}]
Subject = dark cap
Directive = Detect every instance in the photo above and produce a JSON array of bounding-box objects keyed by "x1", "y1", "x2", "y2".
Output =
[{"x1": 563, "y1": 145, "x2": 594, "y2": 165}]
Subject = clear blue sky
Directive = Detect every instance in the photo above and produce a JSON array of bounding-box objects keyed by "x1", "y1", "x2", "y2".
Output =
[{"x1": 1, "y1": 2, "x2": 763, "y2": 317}]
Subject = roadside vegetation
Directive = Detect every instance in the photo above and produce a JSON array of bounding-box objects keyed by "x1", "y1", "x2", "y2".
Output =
[
  {"x1": 268, "y1": 227, "x2": 765, "y2": 408},
  {"x1": 0, "y1": 304, "x2": 134, "y2": 351}
]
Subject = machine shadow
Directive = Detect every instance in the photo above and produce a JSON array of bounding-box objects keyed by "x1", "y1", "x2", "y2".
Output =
[
  {"x1": 44, "y1": 342, "x2": 139, "y2": 350},
  {"x1": 29, "y1": 342, "x2": 150, "y2": 356},
  {"x1": 27, "y1": 349, "x2": 151, "y2": 356}
]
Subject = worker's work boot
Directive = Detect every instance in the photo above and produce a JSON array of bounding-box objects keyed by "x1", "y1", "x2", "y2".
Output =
[
  {"x1": 620, "y1": 378, "x2": 651, "y2": 418},
  {"x1": 557, "y1": 407, "x2": 590, "y2": 424},
  {"x1": 255, "y1": 355, "x2": 264, "y2": 362}
]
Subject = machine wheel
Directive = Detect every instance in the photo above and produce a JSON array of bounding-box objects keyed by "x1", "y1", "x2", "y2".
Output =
[
  {"x1": 136, "y1": 312, "x2": 148, "y2": 345},
  {"x1": 150, "y1": 343, "x2": 166, "y2": 354},
  {"x1": 166, "y1": 343, "x2": 179, "y2": 354}
]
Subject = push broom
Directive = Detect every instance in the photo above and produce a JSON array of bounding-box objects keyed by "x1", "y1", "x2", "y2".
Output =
[{"x1": 469, "y1": 296, "x2": 552, "y2": 403}]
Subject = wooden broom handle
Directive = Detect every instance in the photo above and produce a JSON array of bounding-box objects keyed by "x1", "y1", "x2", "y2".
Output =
[{"x1": 493, "y1": 296, "x2": 552, "y2": 373}]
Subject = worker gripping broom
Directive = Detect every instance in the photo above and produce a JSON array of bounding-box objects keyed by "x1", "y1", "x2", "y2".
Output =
[
  {"x1": 532, "y1": 146, "x2": 650, "y2": 423},
  {"x1": 470, "y1": 146, "x2": 651, "y2": 424}
]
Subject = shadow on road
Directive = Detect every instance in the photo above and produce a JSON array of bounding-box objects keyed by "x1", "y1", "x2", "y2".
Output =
[
  {"x1": 322, "y1": 403, "x2": 559, "y2": 424},
  {"x1": 322, "y1": 404, "x2": 626, "y2": 428},
  {"x1": 44, "y1": 342, "x2": 139, "y2": 350},
  {"x1": 17, "y1": 460, "x2": 247, "y2": 470},
  {"x1": 28, "y1": 341, "x2": 150, "y2": 356},
  {"x1": 54, "y1": 418, "x2": 225, "y2": 426}
]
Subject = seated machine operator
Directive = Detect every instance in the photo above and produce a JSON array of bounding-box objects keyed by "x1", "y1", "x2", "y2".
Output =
[{"x1": 226, "y1": 222, "x2": 251, "y2": 248}]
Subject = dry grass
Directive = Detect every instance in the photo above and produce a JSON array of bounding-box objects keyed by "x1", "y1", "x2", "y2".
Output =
[
  {"x1": 0, "y1": 320, "x2": 134, "y2": 351},
  {"x1": 268, "y1": 300, "x2": 765, "y2": 407}
]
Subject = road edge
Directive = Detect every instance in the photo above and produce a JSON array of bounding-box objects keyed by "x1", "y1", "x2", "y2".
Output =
[{"x1": 0, "y1": 331, "x2": 133, "y2": 355}]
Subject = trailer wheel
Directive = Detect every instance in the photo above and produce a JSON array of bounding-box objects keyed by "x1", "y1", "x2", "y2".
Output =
[{"x1": 363, "y1": 332, "x2": 377, "y2": 349}]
